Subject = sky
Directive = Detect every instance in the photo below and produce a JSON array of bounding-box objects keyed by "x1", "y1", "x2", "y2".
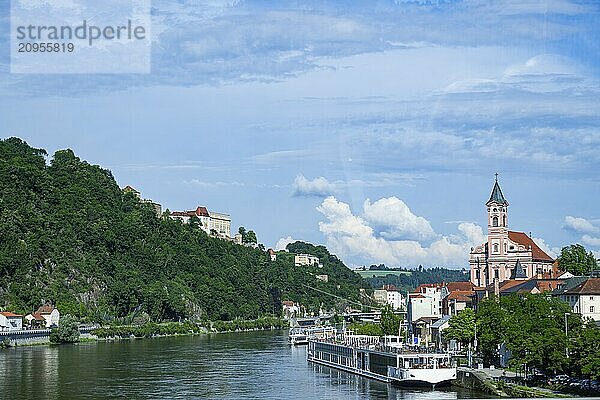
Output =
[{"x1": 1, "y1": 0, "x2": 600, "y2": 268}]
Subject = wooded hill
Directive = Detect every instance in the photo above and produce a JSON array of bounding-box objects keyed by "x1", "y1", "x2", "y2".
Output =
[{"x1": 0, "y1": 137, "x2": 369, "y2": 322}]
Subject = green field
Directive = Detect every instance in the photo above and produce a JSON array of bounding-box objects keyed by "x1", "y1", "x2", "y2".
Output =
[{"x1": 355, "y1": 270, "x2": 412, "y2": 278}]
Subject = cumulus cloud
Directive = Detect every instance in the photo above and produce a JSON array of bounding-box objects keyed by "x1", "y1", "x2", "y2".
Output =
[
  {"x1": 362, "y1": 197, "x2": 436, "y2": 241},
  {"x1": 563, "y1": 216, "x2": 599, "y2": 234},
  {"x1": 532, "y1": 237, "x2": 560, "y2": 259},
  {"x1": 292, "y1": 174, "x2": 338, "y2": 197},
  {"x1": 582, "y1": 235, "x2": 600, "y2": 247},
  {"x1": 275, "y1": 235, "x2": 298, "y2": 251},
  {"x1": 316, "y1": 196, "x2": 485, "y2": 267}
]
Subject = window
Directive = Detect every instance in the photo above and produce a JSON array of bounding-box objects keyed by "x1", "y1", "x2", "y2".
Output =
[
  {"x1": 494, "y1": 269, "x2": 499, "y2": 279},
  {"x1": 503, "y1": 216, "x2": 506, "y2": 226},
  {"x1": 492, "y1": 217, "x2": 498, "y2": 227},
  {"x1": 591, "y1": 296, "x2": 594, "y2": 301},
  {"x1": 591, "y1": 306, "x2": 595, "y2": 313},
  {"x1": 493, "y1": 244, "x2": 499, "y2": 253}
]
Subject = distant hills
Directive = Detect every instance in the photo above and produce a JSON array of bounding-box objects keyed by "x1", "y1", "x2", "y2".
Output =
[
  {"x1": 357, "y1": 265, "x2": 469, "y2": 292},
  {"x1": 0, "y1": 137, "x2": 369, "y2": 322}
]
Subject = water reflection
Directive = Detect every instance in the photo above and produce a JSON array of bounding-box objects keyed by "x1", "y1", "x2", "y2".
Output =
[{"x1": 0, "y1": 331, "x2": 493, "y2": 399}]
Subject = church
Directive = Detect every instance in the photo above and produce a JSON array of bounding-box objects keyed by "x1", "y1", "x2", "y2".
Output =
[{"x1": 469, "y1": 177, "x2": 555, "y2": 287}]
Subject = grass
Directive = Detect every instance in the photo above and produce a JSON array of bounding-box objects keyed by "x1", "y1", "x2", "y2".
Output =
[{"x1": 355, "y1": 270, "x2": 412, "y2": 278}]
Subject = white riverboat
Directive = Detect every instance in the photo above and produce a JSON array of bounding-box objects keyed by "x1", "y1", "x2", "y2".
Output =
[
  {"x1": 307, "y1": 335, "x2": 456, "y2": 388},
  {"x1": 289, "y1": 326, "x2": 336, "y2": 346}
]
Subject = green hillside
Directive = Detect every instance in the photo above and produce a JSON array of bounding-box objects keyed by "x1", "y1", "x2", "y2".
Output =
[{"x1": 0, "y1": 137, "x2": 369, "y2": 322}]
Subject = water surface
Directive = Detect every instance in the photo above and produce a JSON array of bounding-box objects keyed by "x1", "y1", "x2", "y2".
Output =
[{"x1": 0, "y1": 331, "x2": 494, "y2": 399}]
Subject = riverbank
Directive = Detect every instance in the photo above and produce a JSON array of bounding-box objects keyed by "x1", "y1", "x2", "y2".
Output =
[
  {"x1": 0, "y1": 317, "x2": 289, "y2": 348},
  {"x1": 93, "y1": 317, "x2": 288, "y2": 340},
  {"x1": 454, "y1": 367, "x2": 580, "y2": 398}
]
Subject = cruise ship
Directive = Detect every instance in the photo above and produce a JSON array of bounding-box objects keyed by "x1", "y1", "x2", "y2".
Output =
[{"x1": 307, "y1": 333, "x2": 456, "y2": 388}]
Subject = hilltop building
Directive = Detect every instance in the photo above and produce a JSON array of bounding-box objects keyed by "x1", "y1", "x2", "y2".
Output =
[
  {"x1": 169, "y1": 206, "x2": 232, "y2": 238},
  {"x1": 122, "y1": 185, "x2": 162, "y2": 217},
  {"x1": 294, "y1": 254, "x2": 320, "y2": 267},
  {"x1": 469, "y1": 177, "x2": 555, "y2": 287}
]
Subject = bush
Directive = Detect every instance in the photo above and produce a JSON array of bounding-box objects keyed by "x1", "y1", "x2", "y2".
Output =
[{"x1": 49, "y1": 314, "x2": 80, "y2": 343}]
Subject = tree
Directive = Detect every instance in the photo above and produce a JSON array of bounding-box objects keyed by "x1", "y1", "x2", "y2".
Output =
[
  {"x1": 570, "y1": 321, "x2": 600, "y2": 380},
  {"x1": 245, "y1": 230, "x2": 257, "y2": 244},
  {"x1": 49, "y1": 315, "x2": 80, "y2": 343},
  {"x1": 557, "y1": 244, "x2": 598, "y2": 276},
  {"x1": 444, "y1": 308, "x2": 475, "y2": 346},
  {"x1": 380, "y1": 305, "x2": 402, "y2": 336}
]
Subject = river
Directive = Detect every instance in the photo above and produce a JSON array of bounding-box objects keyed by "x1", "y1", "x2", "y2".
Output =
[{"x1": 0, "y1": 331, "x2": 494, "y2": 399}]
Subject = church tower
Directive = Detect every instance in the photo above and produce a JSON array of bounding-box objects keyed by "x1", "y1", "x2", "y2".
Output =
[
  {"x1": 486, "y1": 174, "x2": 508, "y2": 236},
  {"x1": 486, "y1": 175, "x2": 509, "y2": 264}
]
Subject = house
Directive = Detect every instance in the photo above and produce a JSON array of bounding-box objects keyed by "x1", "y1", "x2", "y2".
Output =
[
  {"x1": 316, "y1": 274, "x2": 329, "y2": 283},
  {"x1": 294, "y1": 254, "x2": 320, "y2": 267},
  {"x1": 431, "y1": 315, "x2": 451, "y2": 348},
  {"x1": 441, "y1": 281, "x2": 477, "y2": 316},
  {"x1": 469, "y1": 177, "x2": 555, "y2": 287},
  {"x1": 122, "y1": 185, "x2": 141, "y2": 198},
  {"x1": 373, "y1": 286, "x2": 405, "y2": 311},
  {"x1": 26, "y1": 305, "x2": 60, "y2": 328},
  {"x1": 267, "y1": 248, "x2": 277, "y2": 261},
  {"x1": 122, "y1": 186, "x2": 162, "y2": 217},
  {"x1": 169, "y1": 206, "x2": 232, "y2": 238},
  {"x1": 554, "y1": 277, "x2": 600, "y2": 321},
  {"x1": 472, "y1": 276, "x2": 568, "y2": 310},
  {"x1": 24, "y1": 312, "x2": 46, "y2": 329},
  {"x1": 282, "y1": 301, "x2": 301, "y2": 319},
  {"x1": 0, "y1": 312, "x2": 23, "y2": 331}
]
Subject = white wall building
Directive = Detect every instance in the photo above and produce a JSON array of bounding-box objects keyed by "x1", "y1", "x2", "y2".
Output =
[
  {"x1": 294, "y1": 254, "x2": 320, "y2": 267},
  {"x1": 408, "y1": 284, "x2": 443, "y2": 322},
  {"x1": 0, "y1": 312, "x2": 23, "y2": 331},
  {"x1": 26, "y1": 306, "x2": 60, "y2": 328},
  {"x1": 169, "y1": 206, "x2": 231, "y2": 238},
  {"x1": 556, "y1": 278, "x2": 600, "y2": 321},
  {"x1": 374, "y1": 288, "x2": 405, "y2": 310}
]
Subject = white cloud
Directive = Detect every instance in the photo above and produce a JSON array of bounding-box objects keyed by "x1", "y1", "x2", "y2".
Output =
[
  {"x1": 316, "y1": 196, "x2": 484, "y2": 267},
  {"x1": 582, "y1": 235, "x2": 600, "y2": 247},
  {"x1": 293, "y1": 174, "x2": 339, "y2": 197},
  {"x1": 532, "y1": 237, "x2": 560, "y2": 259},
  {"x1": 362, "y1": 197, "x2": 436, "y2": 241},
  {"x1": 563, "y1": 216, "x2": 599, "y2": 234},
  {"x1": 275, "y1": 236, "x2": 297, "y2": 251},
  {"x1": 457, "y1": 222, "x2": 486, "y2": 247}
]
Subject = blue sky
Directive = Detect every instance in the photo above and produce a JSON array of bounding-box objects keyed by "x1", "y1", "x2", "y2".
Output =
[{"x1": 1, "y1": 0, "x2": 600, "y2": 268}]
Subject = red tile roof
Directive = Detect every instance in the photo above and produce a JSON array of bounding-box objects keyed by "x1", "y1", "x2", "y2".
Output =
[
  {"x1": 0, "y1": 311, "x2": 23, "y2": 317},
  {"x1": 508, "y1": 231, "x2": 554, "y2": 262},
  {"x1": 28, "y1": 313, "x2": 45, "y2": 321},
  {"x1": 123, "y1": 185, "x2": 140, "y2": 193},
  {"x1": 446, "y1": 282, "x2": 475, "y2": 292},
  {"x1": 267, "y1": 248, "x2": 276, "y2": 255},
  {"x1": 415, "y1": 283, "x2": 443, "y2": 293},
  {"x1": 447, "y1": 291, "x2": 474, "y2": 302},
  {"x1": 194, "y1": 206, "x2": 210, "y2": 217},
  {"x1": 36, "y1": 305, "x2": 55, "y2": 314},
  {"x1": 282, "y1": 301, "x2": 295, "y2": 307},
  {"x1": 409, "y1": 293, "x2": 426, "y2": 299}
]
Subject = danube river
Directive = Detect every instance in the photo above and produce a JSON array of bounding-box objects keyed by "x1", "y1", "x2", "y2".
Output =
[{"x1": 0, "y1": 331, "x2": 493, "y2": 399}]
